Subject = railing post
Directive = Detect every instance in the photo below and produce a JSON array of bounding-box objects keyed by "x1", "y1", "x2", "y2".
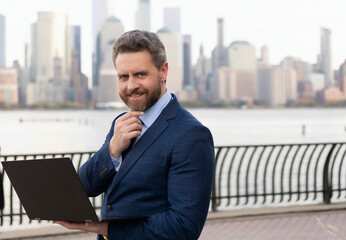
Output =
[
  {"x1": 0, "y1": 146, "x2": 4, "y2": 211},
  {"x1": 211, "y1": 148, "x2": 221, "y2": 212},
  {"x1": 323, "y1": 144, "x2": 335, "y2": 204},
  {"x1": 211, "y1": 171, "x2": 217, "y2": 212}
]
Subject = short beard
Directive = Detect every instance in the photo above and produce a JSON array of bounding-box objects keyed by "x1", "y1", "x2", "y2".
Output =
[{"x1": 120, "y1": 76, "x2": 162, "y2": 112}]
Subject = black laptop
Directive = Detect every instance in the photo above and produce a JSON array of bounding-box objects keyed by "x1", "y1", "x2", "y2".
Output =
[{"x1": 2, "y1": 157, "x2": 99, "y2": 222}]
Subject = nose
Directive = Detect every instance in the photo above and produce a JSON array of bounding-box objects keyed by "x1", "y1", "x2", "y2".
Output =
[{"x1": 127, "y1": 76, "x2": 139, "y2": 91}]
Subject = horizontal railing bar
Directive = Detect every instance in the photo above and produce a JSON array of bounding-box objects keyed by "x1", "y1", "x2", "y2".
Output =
[
  {"x1": 213, "y1": 192, "x2": 325, "y2": 200},
  {"x1": 1, "y1": 142, "x2": 345, "y2": 226},
  {"x1": 0, "y1": 152, "x2": 96, "y2": 158},
  {"x1": 212, "y1": 188, "x2": 346, "y2": 200},
  {"x1": 214, "y1": 142, "x2": 342, "y2": 148}
]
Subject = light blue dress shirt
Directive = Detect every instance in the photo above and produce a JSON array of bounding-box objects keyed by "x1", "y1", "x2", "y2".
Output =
[{"x1": 111, "y1": 89, "x2": 172, "y2": 171}]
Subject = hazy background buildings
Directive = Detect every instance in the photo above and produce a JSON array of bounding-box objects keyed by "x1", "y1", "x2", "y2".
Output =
[
  {"x1": 135, "y1": 0, "x2": 151, "y2": 31},
  {"x1": 0, "y1": 14, "x2": 5, "y2": 68},
  {"x1": 1, "y1": 0, "x2": 346, "y2": 108}
]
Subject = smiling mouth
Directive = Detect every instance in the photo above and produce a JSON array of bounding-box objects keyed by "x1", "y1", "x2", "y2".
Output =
[{"x1": 129, "y1": 93, "x2": 144, "y2": 99}]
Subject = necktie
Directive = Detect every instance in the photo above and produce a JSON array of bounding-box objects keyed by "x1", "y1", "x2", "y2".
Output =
[
  {"x1": 122, "y1": 137, "x2": 136, "y2": 160},
  {"x1": 122, "y1": 118, "x2": 143, "y2": 160}
]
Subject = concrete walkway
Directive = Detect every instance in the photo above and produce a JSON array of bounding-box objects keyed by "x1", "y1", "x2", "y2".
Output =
[
  {"x1": 2, "y1": 203, "x2": 346, "y2": 240},
  {"x1": 201, "y1": 205, "x2": 346, "y2": 240}
]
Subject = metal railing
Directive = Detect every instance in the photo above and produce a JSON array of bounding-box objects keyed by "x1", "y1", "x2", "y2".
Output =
[
  {"x1": 211, "y1": 142, "x2": 346, "y2": 211},
  {"x1": 0, "y1": 142, "x2": 345, "y2": 226}
]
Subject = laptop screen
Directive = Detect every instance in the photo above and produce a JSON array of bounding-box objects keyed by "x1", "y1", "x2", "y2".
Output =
[{"x1": 2, "y1": 158, "x2": 99, "y2": 222}]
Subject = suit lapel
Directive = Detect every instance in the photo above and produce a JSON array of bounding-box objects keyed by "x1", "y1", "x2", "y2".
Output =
[{"x1": 109, "y1": 94, "x2": 180, "y2": 192}]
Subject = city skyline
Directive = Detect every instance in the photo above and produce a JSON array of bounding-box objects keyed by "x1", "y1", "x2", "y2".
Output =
[{"x1": 1, "y1": 0, "x2": 346, "y2": 80}]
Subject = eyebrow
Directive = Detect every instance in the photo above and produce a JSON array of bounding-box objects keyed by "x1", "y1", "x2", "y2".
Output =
[
  {"x1": 134, "y1": 71, "x2": 149, "y2": 75},
  {"x1": 117, "y1": 74, "x2": 128, "y2": 78}
]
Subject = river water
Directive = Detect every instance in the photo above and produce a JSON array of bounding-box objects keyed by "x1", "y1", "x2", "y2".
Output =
[{"x1": 0, "y1": 108, "x2": 345, "y2": 155}]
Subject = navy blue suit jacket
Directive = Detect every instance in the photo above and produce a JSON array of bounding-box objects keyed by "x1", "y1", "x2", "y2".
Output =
[{"x1": 78, "y1": 94, "x2": 215, "y2": 239}]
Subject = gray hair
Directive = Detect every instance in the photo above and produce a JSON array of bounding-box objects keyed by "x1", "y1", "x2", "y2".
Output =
[{"x1": 112, "y1": 30, "x2": 167, "y2": 70}]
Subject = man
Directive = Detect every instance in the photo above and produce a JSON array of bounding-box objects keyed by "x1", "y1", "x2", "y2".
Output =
[{"x1": 55, "y1": 30, "x2": 214, "y2": 240}]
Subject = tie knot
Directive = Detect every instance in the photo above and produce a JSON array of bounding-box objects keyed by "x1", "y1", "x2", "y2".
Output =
[{"x1": 137, "y1": 117, "x2": 144, "y2": 126}]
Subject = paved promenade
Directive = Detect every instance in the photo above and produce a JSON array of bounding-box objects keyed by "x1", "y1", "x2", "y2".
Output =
[{"x1": 2, "y1": 203, "x2": 346, "y2": 240}]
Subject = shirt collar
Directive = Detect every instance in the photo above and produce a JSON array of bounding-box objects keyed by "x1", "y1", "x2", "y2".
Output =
[{"x1": 138, "y1": 89, "x2": 172, "y2": 128}]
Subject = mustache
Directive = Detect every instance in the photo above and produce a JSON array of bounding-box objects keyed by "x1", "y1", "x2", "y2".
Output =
[{"x1": 124, "y1": 89, "x2": 148, "y2": 96}]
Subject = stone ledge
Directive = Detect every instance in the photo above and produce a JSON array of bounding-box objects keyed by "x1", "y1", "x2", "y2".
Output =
[
  {"x1": 0, "y1": 225, "x2": 83, "y2": 240},
  {"x1": 207, "y1": 202, "x2": 346, "y2": 221},
  {"x1": 2, "y1": 202, "x2": 346, "y2": 239}
]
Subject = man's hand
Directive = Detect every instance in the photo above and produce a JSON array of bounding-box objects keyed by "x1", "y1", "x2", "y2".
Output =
[
  {"x1": 109, "y1": 111, "x2": 144, "y2": 158},
  {"x1": 53, "y1": 221, "x2": 108, "y2": 236}
]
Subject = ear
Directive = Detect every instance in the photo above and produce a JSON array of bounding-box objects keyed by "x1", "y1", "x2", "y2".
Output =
[{"x1": 160, "y1": 62, "x2": 168, "y2": 82}]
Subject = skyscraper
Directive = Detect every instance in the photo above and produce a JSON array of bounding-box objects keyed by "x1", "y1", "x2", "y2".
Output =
[
  {"x1": 228, "y1": 41, "x2": 256, "y2": 70},
  {"x1": 217, "y1": 18, "x2": 224, "y2": 49},
  {"x1": 338, "y1": 60, "x2": 346, "y2": 96},
  {"x1": 280, "y1": 57, "x2": 310, "y2": 83},
  {"x1": 260, "y1": 45, "x2": 269, "y2": 65},
  {"x1": 96, "y1": 16, "x2": 124, "y2": 103},
  {"x1": 183, "y1": 35, "x2": 192, "y2": 88},
  {"x1": 28, "y1": 12, "x2": 70, "y2": 105},
  {"x1": 258, "y1": 66, "x2": 297, "y2": 106},
  {"x1": 98, "y1": 16, "x2": 124, "y2": 64},
  {"x1": 24, "y1": 43, "x2": 29, "y2": 68},
  {"x1": 215, "y1": 67, "x2": 237, "y2": 102},
  {"x1": 320, "y1": 28, "x2": 334, "y2": 86},
  {"x1": 228, "y1": 41, "x2": 257, "y2": 101},
  {"x1": 92, "y1": 0, "x2": 109, "y2": 52},
  {"x1": 157, "y1": 28, "x2": 183, "y2": 97},
  {"x1": 0, "y1": 68, "x2": 18, "y2": 105},
  {"x1": 212, "y1": 18, "x2": 227, "y2": 71},
  {"x1": 70, "y1": 26, "x2": 81, "y2": 73},
  {"x1": 163, "y1": 8, "x2": 181, "y2": 33},
  {"x1": 31, "y1": 12, "x2": 70, "y2": 84},
  {"x1": 92, "y1": 0, "x2": 111, "y2": 99},
  {"x1": 194, "y1": 44, "x2": 212, "y2": 100},
  {"x1": 164, "y1": 8, "x2": 194, "y2": 98},
  {"x1": 135, "y1": 0, "x2": 151, "y2": 31},
  {"x1": 0, "y1": 15, "x2": 5, "y2": 67},
  {"x1": 70, "y1": 25, "x2": 89, "y2": 104}
]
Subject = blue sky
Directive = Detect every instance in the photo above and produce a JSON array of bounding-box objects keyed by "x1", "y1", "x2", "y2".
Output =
[{"x1": 1, "y1": 0, "x2": 346, "y2": 78}]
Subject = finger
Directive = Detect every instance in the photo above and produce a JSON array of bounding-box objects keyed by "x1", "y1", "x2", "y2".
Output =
[
  {"x1": 116, "y1": 118, "x2": 142, "y2": 135},
  {"x1": 128, "y1": 111, "x2": 144, "y2": 116},
  {"x1": 123, "y1": 116, "x2": 143, "y2": 127},
  {"x1": 53, "y1": 221, "x2": 83, "y2": 229},
  {"x1": 126, "y1": 122, "x2": 143, "y2": 132},
  {"x1": 116, "y1": 115, "x2": 143, "y2": 129},
  {"x1": 127, "y1": 130, "x2": 142, "y2": 139},
  {"x1": 124, "y1": 124, "x2": 142, "y2": 138},
  {"x1": 117, "y1": 120, "x2": 141, "y2": 134},
  {"x1": 120, "y1": 129, "x2": 142, "y2": 144},
  {"x1": 120, "y1": 111, "x2": 144, "y2": 121}
]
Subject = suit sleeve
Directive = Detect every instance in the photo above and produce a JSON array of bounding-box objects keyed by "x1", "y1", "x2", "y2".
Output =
[
  {"x1": 107, "y1": 125, "x2": 215, "y2": 240},
  {"x1": 78, "y1": 119, "x2": 117, "y2": 197}
]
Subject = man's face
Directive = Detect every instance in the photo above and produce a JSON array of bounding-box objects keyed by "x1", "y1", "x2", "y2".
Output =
[{"x1": 116, "y1": 50, "x2": 168, "y2": 111}]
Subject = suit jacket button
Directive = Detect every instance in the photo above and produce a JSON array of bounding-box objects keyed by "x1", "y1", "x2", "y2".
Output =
[
  {"x1": 100, "y1": 168, "x2": 108, "y2": 177},
  {"x1": 107, "y1": 205, "x2": 112, "y2": 211}
]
